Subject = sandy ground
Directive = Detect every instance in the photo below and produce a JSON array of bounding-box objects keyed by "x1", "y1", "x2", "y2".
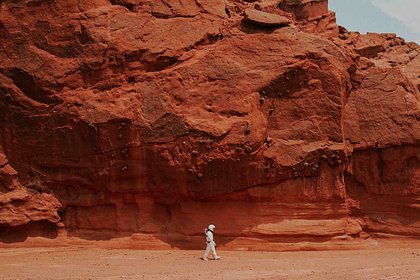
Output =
[{"x1": 1, "y1": 242, "x2": 420, "y2": 280}]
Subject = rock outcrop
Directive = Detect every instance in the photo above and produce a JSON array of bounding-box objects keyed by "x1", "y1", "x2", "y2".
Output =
[
  {"x1": 0, "y1": 148, "x2": 61, "y2": 230},
  {"x1": 0, "y1": 0, "x2": 419, "y2": 249},
  {"x1": 244, "y1": 8, "x2": 291, "y2": 27}
]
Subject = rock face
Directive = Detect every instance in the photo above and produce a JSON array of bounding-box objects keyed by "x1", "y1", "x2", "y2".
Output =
[
  {"x1": 0, "y1": 0, "x2": 419, "y2": 249},
  {"x1": 244, "y1": 9, "x2": 291, "y2": 27},
  {"x1": 279, "y1": 0, "x2": 337, "y2": 35},
  {"x1": 0, "y1": 148, "x2": 61, "y2": 230},
  {"x1": 280, "y1": 0, "x2": 328, "y2": 20}
]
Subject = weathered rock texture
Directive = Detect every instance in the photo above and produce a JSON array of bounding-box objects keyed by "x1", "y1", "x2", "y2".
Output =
[
  {"x1": 0, "y1": 148, "x2": 61, "y2": 230},
  {"x1": 0, "y1": 0, "x2": 419, "y2": 249}
]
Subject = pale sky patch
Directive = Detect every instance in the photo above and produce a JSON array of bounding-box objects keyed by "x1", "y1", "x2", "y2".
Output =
[
  {"x1": 371, "y1": 0, "x2": 420, "y2": 40},
  {"x1": 330, "y1": 0, "x2": 420, "y2": 44}
]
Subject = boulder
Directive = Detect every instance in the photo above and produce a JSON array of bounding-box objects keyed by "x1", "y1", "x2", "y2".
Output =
[{"x1": 244, "y1": 8, "x2": 291, "y2": 26}]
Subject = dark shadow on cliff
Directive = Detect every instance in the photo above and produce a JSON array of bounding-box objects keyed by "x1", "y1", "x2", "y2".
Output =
[
  {"x1": 59, "y1": 195, "x2": 355, "y2": 250},
  {"x1": 0, "y1": 221, "x2": 58, "y2": 243},
  {"x1": 240, "y1": 20, "x2": 281, "y2": 34},
  {"x1": 345, "y1": 170, "x2": 420, "y2": 237},
  {"x1": 66, "y1": 229, "x2": 135, "y2": 241},
  {"x1": 59, "y1": 184, "x2": 419, "y2": 249}
]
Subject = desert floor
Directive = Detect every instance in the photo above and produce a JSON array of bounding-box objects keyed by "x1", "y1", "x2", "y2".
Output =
[{"x1": 1, "y1": 241, "x2": 420, "y2": 280}]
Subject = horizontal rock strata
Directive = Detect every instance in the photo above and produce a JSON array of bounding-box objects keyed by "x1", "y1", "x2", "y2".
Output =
[{"x1": 0, "y1": 0, "x2": 419, "y2": 249}]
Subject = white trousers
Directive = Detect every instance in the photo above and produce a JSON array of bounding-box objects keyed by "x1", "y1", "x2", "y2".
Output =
[{"x1": 203, "y1": 243, "x2": 217, "y2": 259}]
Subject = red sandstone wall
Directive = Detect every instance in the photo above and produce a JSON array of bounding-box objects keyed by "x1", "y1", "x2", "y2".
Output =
[{"x1": 0, "y1": 0, "x2": 419, "y2": 249}]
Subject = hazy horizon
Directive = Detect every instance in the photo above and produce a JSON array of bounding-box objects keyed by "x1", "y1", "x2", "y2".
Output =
[{"x1": 330, "y1": 0, "x2": 420, "y2": 44}]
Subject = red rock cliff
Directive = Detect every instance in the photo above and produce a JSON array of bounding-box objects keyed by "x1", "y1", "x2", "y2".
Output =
[{"x1": 0, "y1": 0, "x2": 419, "y2": 249}]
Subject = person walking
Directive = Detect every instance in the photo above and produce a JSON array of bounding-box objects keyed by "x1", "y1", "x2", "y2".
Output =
[{"x1": 202, "y1": 224, "x2": 221, "y2": 261}]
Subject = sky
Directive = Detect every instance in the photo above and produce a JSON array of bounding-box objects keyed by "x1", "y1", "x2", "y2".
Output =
[{"x1": 329, "y1": 0, "x2": 420, "y2": 43}]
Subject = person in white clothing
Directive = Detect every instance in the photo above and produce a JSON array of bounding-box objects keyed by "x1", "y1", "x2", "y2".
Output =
[{"x1": 202, "y1": 224, "x2": 220, "y2": 261}]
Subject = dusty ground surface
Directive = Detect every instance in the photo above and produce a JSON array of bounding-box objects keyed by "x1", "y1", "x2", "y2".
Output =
[{"x1": 1, "y1": 241, "x2": 420, "y2": 280}]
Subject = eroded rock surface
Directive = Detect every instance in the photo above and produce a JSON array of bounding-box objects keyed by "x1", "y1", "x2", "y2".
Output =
[
  {"x1": 244, "y1": 8, "x2": 291, "y2": 26},
  {"x1": 0, "y1": 149, "x2": 61, "y2": 229},
  {"x1": 0, "y1": 0, "x2": 419, "y2": 249}
]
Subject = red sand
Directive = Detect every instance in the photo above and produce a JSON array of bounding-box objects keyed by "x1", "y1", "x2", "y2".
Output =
[{"x1": 1, "y1": 241, "x2": 420, "y2": 280}]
